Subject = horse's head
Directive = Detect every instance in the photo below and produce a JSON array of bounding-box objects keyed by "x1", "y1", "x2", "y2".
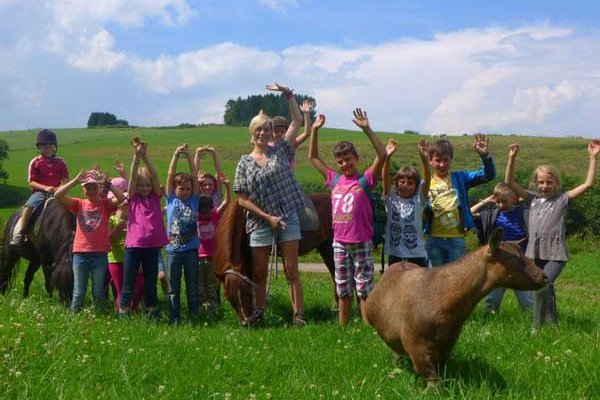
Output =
[{"x1": 214, "y1": 198, "x2": 255, "y2": 322}]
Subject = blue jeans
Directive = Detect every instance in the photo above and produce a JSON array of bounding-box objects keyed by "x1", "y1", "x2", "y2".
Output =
[
  {"x1": 484, "y1": 288, "x2": 533, "y2": 314},
  {"x1": 167, "y1": 250, "x2": 199, "y2": 324},
  {"x1": 426, "y1": 237, "x2": 467, "y2": 267},
  {"x1": 71, "y1": 252, "x2": 108, "y2": 312},
  {"x1": 121, "y1": 247, "x2": 160, "y2": 311}
]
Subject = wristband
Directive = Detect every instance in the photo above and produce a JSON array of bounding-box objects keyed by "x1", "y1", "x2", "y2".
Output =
[{"x1": 283, "y1": 90, "x2": 294, "y2": 100}]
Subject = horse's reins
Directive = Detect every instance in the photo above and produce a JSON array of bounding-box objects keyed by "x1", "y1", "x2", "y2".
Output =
[{"x1": 265, "y1": 230, "x2": 279, "y2": 302}]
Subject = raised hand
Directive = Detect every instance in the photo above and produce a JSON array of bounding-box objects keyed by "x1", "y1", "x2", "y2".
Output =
[
  {"x1": 473, "y1": 133, "x2": 489, "y2": 157},
  {"x1": 114, "y1": 160, "x2": 125, "y2": 173},
  {"x1": 386, "y1": 139, "x2": 397, "y2": 156},
  {"x1": 175, "y1": 143, "x2": 189, "y2": 155},
  {"x1": 508, "y1": 143, "x2": 520, "y2": 159},
  {"x1": 217, "y1": 171, "x2": 230, "y2": 185},
  {"x1": 300, "y1": 99, "x2": 313, "y2": 113},
  {"x1": 588, "y1": 140, "x2": 600, "y2": 158},
  {"x1": 313, "y1": 114, "x2": 326, "y2": 130},
  {"x1": 265, "y1": 83, "x2": 290, "y2": 93},
  {"x1": 418, "y1": 138, "x2": 429, "y2": 160},
  {"x1": 352, "y1": 108, "x2": 370, "y2": 131}
]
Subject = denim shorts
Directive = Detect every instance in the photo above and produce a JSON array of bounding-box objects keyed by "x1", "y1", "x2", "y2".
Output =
[
  {"x1": 249, "y1": 212, "x2": 302, "y2": 247},
  {"x1": 25, "y1": 191, "x2": 49, "y2": 208}
]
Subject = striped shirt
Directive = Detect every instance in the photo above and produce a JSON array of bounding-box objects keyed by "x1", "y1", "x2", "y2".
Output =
[{"x1": 233, "y1": 138, "x2": 305, "y2": 233}]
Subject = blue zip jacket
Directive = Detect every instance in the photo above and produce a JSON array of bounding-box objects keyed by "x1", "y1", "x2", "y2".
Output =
[{"x1": 424, "y1": 155, "x2": 496, "y2": 234}]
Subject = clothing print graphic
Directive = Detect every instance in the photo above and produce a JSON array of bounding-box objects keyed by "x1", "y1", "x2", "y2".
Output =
[
  {"x1": 169, "y1": 201, "x2": 196, "y2": 250},
  {"x1": 389, "y1": 200, "x2": 418, "y2": 249},
  {"x1": 78, "y1": 209, "x2": 102, "y2": 232}
]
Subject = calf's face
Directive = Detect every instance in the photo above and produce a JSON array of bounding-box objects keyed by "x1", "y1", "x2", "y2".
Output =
[{"x1": 488, "y1": 229, "x2": 548, "y2": 290}]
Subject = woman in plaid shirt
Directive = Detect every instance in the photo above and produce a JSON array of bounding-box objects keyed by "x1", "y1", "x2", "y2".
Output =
[{"x1": 233, "y1": 83, "x2": 307, "y2": 327}]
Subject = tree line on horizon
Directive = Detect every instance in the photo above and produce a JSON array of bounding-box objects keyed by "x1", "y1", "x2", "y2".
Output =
[{"x1": 223, "y1": 93, "x2": 317, "y2": 126}]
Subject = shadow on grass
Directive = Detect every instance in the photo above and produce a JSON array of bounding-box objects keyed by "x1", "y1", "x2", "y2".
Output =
[{"x1": 443, "y1": 355, "x2": 507, "y2": 393}]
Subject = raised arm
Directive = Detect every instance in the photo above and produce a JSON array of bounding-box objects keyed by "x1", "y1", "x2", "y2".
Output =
[
  {"x1": 216, "y1": 172, "x2": 231, "y2": 216},
  {"x1": 127, "y1": 137, "x2": 143, "y2": 195},
  {"x1": 308, "y1": 114, "x2": 330, "y2": 178},
  {"x1": 470, "y1": 194, "x2": 495, "y2": 216},
  {"x1": 266, "y1": 83, "x2": 301, "y2": 143},
  {"x1": 140, "y1": 142, "x2": 162, "y2": 197},
  {"x1": 418, "y1": 138, "x2": 431, "y2": 198},
  {"x1": 505, "y1": 143, "x2": 529, "y2": 199},
  {"x1": 114, "y1": 160, "x2": 127, "y2": 180},
  {"x1": 567, "y1": 140, "x2": 600, "y2": 200},
  {"x1": 295, "y1": 99, "x2": 313, "y2": 148},
  {"x1": 54, "y1": 169, "x2": 85, "y2": 208},
  {"x1": 166, "y1": 144, "x2": 187, "y2": 196},
  {"x1": 182, "y1": 145, "x2": 199, "y2": 196},
  {"x1": 382, "y1": 139, "x2": 397, "y2": 197},
  {"x1": 352, "y1": 108, "x2": 386, "y2": 177}
]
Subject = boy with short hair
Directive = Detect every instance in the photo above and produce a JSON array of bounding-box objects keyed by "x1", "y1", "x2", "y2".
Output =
[
  {"x1": 10, "y1": 129, "x2": 69, "y2": 246},
  {"x1": 309, "y1": 109, "x2": 386, "y2": 326},
  {"x1": 425, "y1": 134, "x2": 495, "y2": 266},
  {"x1": 471, "y1": 182, "x2": 533, "y2": 315}
]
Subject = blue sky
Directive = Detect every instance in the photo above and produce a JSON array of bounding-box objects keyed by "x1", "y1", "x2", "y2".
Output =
[{"x1": 1, "y1": 0, "x2": 600, "y2": 136}]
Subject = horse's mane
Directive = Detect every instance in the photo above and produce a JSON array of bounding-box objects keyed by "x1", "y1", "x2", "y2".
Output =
[{"x1": 214, "y1": 197, "x2": 246, "y2": 278}]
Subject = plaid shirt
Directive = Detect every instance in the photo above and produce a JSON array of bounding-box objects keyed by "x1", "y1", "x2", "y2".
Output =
[{"x1": 233, "y1": 138, "x2": 305, "y2": 233}]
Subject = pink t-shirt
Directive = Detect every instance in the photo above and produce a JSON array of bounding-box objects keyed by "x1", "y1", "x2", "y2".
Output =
[
  {"x1": 69, "y1": 198, "x2": 114, "y2": 253},
  {"x1": 28, "y1": 155, "x2": 69, "y2": 190},
  {"x1": 125, "y1": 193, "x2": 169, "y2": 248},
  {"x1": 197, "y1": 210, "x2": 220, "y2": 257},
  {"x1": 326, "y1": 167, "x2": 375, "y2": 243}
]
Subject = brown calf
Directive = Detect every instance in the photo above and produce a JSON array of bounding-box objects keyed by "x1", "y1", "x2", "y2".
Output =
[{"x1": 366, "y1": 228, "x2": 547, "y2": 382}]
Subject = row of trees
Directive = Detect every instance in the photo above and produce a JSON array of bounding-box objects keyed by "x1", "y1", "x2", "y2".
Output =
[
  {"x1": 87, "y1": 112, "x2": 129, "y2": 128},
  {"x1": 224, "y1": 94, "x2": 316, "y2": 126}
]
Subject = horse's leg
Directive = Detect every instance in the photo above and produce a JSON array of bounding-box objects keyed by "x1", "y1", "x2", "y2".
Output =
[
  {"x1": 316, "y1": 242, "x2": 339, "y2": 310},
  {"x1": 23, "y1": 258, "x2": 41, "y2": 297},
  {"x1": 0, "y1": 245, "x2": 21, "y2": 294},
  {"x1": 42, "y1": 263, "x2": 55, "y2": 298}
]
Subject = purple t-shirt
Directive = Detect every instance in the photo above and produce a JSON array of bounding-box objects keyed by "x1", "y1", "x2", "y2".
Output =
[
  {"x1": 326, "y1": 167, "x2": 375, "y2": 243},
  {"x1": 125, "y1": 192, "x2": 168, "y2": 248}
]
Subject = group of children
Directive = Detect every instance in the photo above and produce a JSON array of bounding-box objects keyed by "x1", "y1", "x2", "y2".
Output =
[
  {"x1": 13, "y1": 130, "x2": 230, "y2": 325},
  {"x1": 12, "y1": 95, "x2": 600, "y2": 329},
  {"x1": 308, "y1": 110, "x2": 599, "y2": 329}
]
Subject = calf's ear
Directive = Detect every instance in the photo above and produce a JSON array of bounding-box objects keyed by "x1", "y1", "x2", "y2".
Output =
[{"x1": 488, "y1": 227, "x2": 504, "y2": 257}]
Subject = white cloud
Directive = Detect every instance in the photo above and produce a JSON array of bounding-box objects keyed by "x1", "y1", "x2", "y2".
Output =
[
  {"x1": 48, "y1": 0, "x2": 196, "y2": 29},
  {"x1": 2, "y1": 0, "x2": 600, "y2": 138},
  {"x1": 66, "y1": 30, "x2": 126, "y2": 72},
  {"x1": 258, "y1": 0, "x2": 298, "y2": 12}
]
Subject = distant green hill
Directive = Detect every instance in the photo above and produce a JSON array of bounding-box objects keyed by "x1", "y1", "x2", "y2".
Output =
[{"x1": 1, "y1": 126, "x2": 598, "y2": 233}]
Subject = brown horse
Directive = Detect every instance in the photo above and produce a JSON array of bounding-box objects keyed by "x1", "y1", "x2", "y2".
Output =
[
  {"x1": 213, "y1": 193, "x2": 335, "y2": 323},
  {"x1": 0, "y1": 198, "x2": 74, "y2": 301}
]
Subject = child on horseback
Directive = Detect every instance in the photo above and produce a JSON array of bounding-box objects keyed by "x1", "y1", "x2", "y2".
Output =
[
  {"x1": 505, "y1": 140, "x2": 600, "y2": 329},
  {"x1": 309, "y1": 109, "x2": 386, "y2": 326},
  {"x1": 54, "y1": 169, "x2": 125, "y2": 312},
  {"x1": 10, "y1": 129, "x2": 69, "y2": 246},
  {"x1": 120, "y1": 138, "x2": 169, "y2": 320},
  {"x1": 165, "y1": 144, "x2": 201, "y2": 325},
  {"x1": 381, "y1": 138, "x2": 431, "y2": 268}
]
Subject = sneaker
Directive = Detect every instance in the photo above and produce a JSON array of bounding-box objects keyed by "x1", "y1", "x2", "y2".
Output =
[
  {"x1": 9, "y1": 233, "x2": 23, "y2": 247},
  {"x1": 242, "y1": 309, "x2": 264, "y2": 327},
  {"x1": 147, "y1": 309, "x2": 162, "y2": 322},
  {"x1": 293, "y1": 313, "x2": 306, "y2": 327}
]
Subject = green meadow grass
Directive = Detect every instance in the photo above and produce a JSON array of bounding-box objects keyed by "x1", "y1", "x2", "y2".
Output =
[
  {"x1": 1, "y1": 127, "x2": 599, "y2": 398},
  {"x1": 0, "y1": 252, "x2": 598, "y2": 399}
]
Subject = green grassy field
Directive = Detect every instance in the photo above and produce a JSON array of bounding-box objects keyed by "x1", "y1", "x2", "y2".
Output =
[
  {"x1": 1, "y1": 252, "x2": 598, "y2": 399},
  {"x1": 1, "y1": 126, "x2": 599, "y2": 398},
  {"x1": 0, "y1": 125, "x2": 596, "y2": 221}
]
